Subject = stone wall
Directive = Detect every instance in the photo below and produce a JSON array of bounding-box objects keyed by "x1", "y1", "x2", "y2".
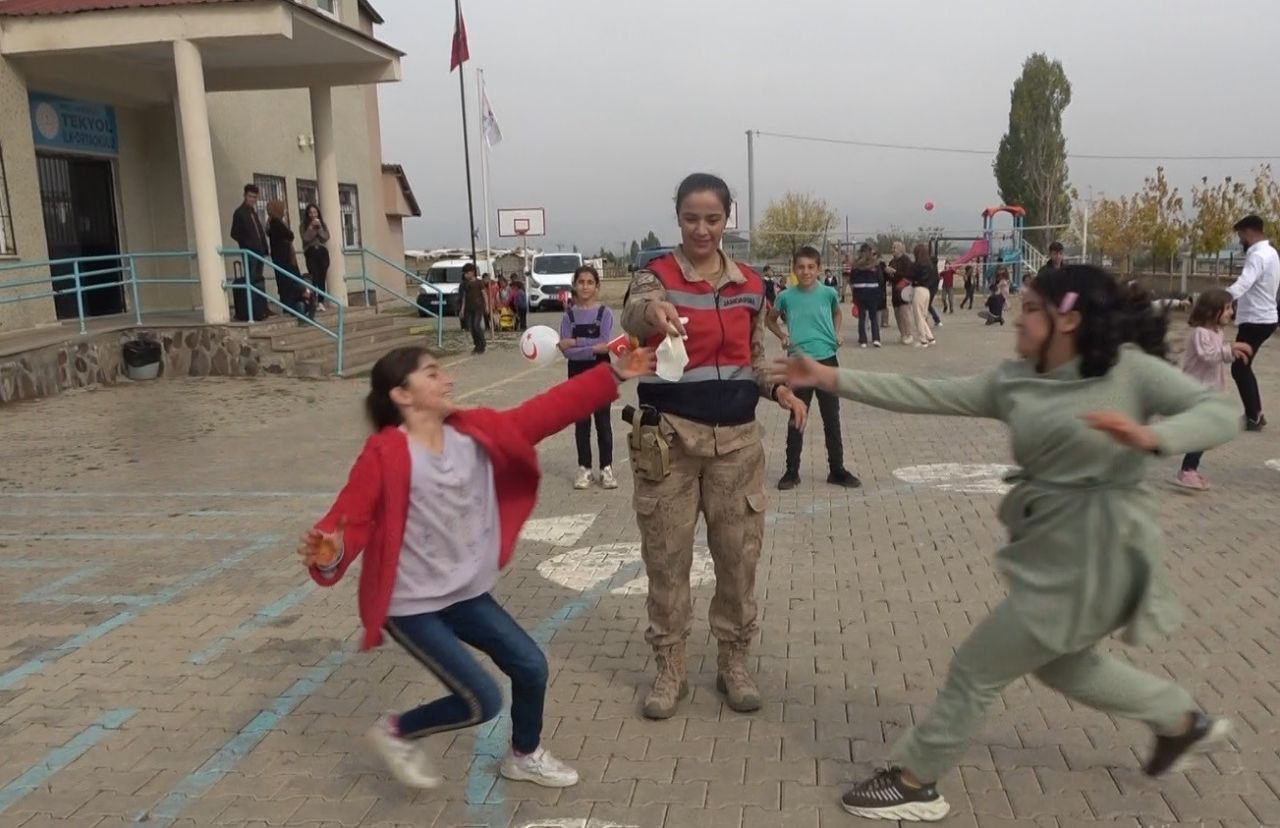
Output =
[{"x1": 0, "y1": 325, "x2": 289, "y2": 404}]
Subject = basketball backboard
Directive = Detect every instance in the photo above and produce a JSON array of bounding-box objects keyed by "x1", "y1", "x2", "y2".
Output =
[
  {"x1": 726, "y1": 200, "x2": 738, "y2": 231},
  {"x1": 498, "y1": 208, "x2": 546, "y2": 238}
]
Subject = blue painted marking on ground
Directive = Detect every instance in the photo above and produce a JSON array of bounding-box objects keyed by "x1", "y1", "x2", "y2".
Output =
[
  {"x1": 135, "y1": 649, "x2": 350, "y2": 827},
  {"x1": 0, "y1": 531, "x2": 266, "y2": 542},
  {"x1": 0, "y1": 491, "x2": 331, "y2": 499},
  {"x1": 0, "y1": 558, "x2": 82, "y2": 569},
  {"x1": 0, "y1": 708, "x2": 137, "y2": 814},
  {"x1": 19, "y1": 565, "x2": 102, "y2": 603},
  {"x1": 23, "y1": 593, "x2": 152, "y2": 607},
  {"x1": 187, "y1": 582, "x2": 316, "y2": 665},
  {"x1": 0, "y1": 537, "x2": 277, "y2": 691},
  {"x1": 464, "y1": 561, "x2": 646, "y2": 813},
  {"x1": 0, "y1": 508, "x2": 286, "y2": 518}
]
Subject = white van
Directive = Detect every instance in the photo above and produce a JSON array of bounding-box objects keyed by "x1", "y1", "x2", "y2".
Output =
[
  {"x1": 527, "y1": 252, "x2": 583, "y2": 311},
  {"x1": 415, "y1": 258, "x2": 495, "y2": 317}
]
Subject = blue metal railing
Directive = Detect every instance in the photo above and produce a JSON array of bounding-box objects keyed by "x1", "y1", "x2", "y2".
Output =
[
  {"x1": 0, "y1": 251, "x2": 199, "y2": 334},
  {"x1": 218, "y1": 248, "x2": 346, "y2": 376},
  {"x1": 347, "y1": 247, "x2": 446, "y2": 350}
]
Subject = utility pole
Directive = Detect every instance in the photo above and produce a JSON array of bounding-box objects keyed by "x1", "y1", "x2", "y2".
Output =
[{"x1": 746, "y1": 129, "x2": 756, "y2": 258}]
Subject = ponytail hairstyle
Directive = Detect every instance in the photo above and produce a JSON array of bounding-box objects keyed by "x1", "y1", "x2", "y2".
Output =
[
  {"x1": 1027, "y1": 265, "x2": 1168, "y2": 377},
  {"x1": 1187, "y1": 288, "x2": 1234, "y2": 329},
  {"x1": 366, "y1": 345, "x2": 430, "y2": 430}
]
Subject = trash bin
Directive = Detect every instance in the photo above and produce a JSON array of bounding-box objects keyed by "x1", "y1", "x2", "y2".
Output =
[{"x1": 122, "y1": 339, "x2": 162, "y2": 381}]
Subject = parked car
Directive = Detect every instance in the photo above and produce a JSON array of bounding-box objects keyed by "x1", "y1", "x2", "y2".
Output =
[
  {"x1": 416, "y1": 257, "x2": 495, "y2": 317},
  {"x1": 527, "y1": 252, "x2": 582, "y2": 311}
]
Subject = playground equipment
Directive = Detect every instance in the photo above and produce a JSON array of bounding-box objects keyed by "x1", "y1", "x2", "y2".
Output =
[{"x1": 930, "y1": 205, "x2": 1029, "y2": 287}]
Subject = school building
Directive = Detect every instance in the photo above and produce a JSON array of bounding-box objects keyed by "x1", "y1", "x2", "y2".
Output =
[{"x1": 0, "y1": 0, "x2": 423, "y2": 383}]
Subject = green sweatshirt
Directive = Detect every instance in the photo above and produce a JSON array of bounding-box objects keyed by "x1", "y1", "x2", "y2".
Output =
[{"x1": 835, "y1": 345, "x2": 1241, "y2": 652}]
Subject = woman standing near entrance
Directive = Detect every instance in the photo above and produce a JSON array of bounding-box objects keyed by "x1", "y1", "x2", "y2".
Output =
[
  {"x1": 266, "y1": 200, "x2": 313, "y2": 322},
  {"x1": 621, "y1": 173, "x2": 808, "y2": 720},
  {"x1": 302, "y1": 204, "x2": 331, "y2": 311}
]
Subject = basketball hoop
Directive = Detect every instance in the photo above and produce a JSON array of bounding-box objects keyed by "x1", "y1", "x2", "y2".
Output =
[{"x1": 514, "y1": 217, "x2": 531, "y2": 236}]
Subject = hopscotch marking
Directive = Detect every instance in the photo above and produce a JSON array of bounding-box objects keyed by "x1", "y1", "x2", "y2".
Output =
[
  {"x1": 893, "y1": 463, "x2": 1017, "y2": 495},
  {"x1": 519, "y1": 513, "x2": 598, "y2": 548},
  {"x1": 536, "y1": 542, "x2": 713, "y2": 596}
]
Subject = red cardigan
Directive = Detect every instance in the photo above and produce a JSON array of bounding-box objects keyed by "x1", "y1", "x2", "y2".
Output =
[{"x1": 310, "y1": 363, "x2": 620, "y2": 650}]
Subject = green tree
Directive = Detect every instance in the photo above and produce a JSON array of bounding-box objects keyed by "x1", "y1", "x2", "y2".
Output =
[
  {"x1": 641, "y1": 231, "x2": 662, "y2": 250},
  {"x1": 1189, "y1": 175, "x2": 1244, "y2": 273},
  {"x1": 1243, "y1": 164, "x2": 1280, "y2": 237},
  {"x1": 754, "y1": 192, "x2": 837, "y2": 259},
  {"x1": 629, "y1": 240, "x2": 640, "y2": 261},
  {"x1": 1090, "y1": 194, "x2": 1142, "y2": 273},
  {"x1": 994, "y1": 53, "x2": 1073, "y2": 249},
  {"x1": 1131, "y1": 167, "x2": 1185, "y2": 270}
]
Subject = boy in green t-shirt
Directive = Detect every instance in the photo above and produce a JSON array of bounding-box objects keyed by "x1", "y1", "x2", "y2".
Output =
[{"x1": 770, "y1": 247, "x2": 861, "y2": 491}]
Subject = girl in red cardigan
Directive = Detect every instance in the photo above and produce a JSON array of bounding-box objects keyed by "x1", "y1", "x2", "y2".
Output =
[{"x1": 298, "y1": 345, "x2": 654, "y2": 791}]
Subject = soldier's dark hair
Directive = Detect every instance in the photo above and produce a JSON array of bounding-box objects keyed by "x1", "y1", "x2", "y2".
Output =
[{"x1": 675, "y1": 173, "x2": 732, "y2": 215}]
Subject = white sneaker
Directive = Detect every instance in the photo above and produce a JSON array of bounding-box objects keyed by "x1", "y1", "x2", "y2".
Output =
[
  {"x1": 499, "y1": 746, "x2": 579, "y2": 788},
  {"x1": 573, "y1": 467, "x2": 592, "y2": 489},
  {"x1": 600, "y1": 466, "x2": 619, "y2": 489},
  {"x1": 365, "y1": 715, "x2": 440, "y2": 789},
  {"x1": 873, "y1": 341, "x2": 882, "y2": 348},
  {"x1": 860, "y1": 343, "x2": 867, "y2": 349},
  {"x1": 316, "y1": 302, "x2": 327, "y2": 312}
]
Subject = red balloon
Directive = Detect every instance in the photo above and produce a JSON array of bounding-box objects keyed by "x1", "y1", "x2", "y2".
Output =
[{"x1": 924, "y1": 201, "x2": 935, "y2": 212}]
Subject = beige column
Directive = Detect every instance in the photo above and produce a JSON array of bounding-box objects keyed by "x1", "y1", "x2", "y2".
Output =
[
  {"x1": 310, "y1": 85, "x2": 346, "y2": 305},
  {"x1": 172, "y1": 39, "x2": 229, "y2": 324}
]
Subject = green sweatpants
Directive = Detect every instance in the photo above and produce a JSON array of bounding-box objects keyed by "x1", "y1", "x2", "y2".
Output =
[{"x1": 891, "y1": 599, "x2": 1193, "y2": 782}]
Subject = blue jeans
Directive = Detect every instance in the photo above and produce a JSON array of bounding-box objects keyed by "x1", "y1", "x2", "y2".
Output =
[
  {"x1": 384, "y1": 592, "x2": 548, "y2": 754},
  {"x1": 1181, "y1": 452, "x2": 1203, "y2": 472}
]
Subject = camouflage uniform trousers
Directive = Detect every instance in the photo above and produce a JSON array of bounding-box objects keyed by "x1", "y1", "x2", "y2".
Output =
[{"x1": 632, "y1": 418, "x2": 767, "y2": 649}]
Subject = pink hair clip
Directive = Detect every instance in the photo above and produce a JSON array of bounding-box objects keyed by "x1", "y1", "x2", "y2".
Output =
[{"x1": 1058, "y1": 292, "x2": 1078, "y2": 314}]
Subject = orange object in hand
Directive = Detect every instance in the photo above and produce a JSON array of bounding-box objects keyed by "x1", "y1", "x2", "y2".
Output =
[{"x1": 313, "y1": 536, "x2": 339, "y2": 568}]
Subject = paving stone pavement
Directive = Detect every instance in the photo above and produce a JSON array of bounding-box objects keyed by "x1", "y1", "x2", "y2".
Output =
[{"x1": 3, "y1": 307, "x2": 1280, "y2": 828}]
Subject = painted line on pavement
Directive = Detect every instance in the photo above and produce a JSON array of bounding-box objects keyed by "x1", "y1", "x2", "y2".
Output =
[
  {"x1": 0, "y1": 491, "x2": 332, "y2": 499},
  {"x1": 0, "y1": 536, "x2": 278, "y2": 691},
  {"x1": 0, "y1": 708, "x2": 137, "y2": 815},
  {"x1": 454, "y1": 365, "x2": 543, "y2": 402},
  {"x1": 0, "y1": 531, "x2": 270, "y2": 542},
  {"x1": 19, "y1": 565, "x2": 102, "y2": 603},
  {"x1": 0, "y1": 508, "x2": 288, "y2": 518},
  {"x1": 464, "y1": 559, "x2": 647, "y2": 814},
  {"x1": 134, "y1": 649, "x2": 350, "y2": 827},
  {"x1": 187, "y1": 582, "x2": 317, "y2": 665}
]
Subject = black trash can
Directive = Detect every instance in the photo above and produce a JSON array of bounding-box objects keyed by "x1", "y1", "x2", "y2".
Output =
[{"x1": 122, "y1": 339, "x2": 162, "y2": 381}]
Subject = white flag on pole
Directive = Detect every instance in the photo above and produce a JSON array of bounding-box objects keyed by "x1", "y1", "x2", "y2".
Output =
[{"x1": 481, "y1": 87, "x2": 503, "y2": 147}]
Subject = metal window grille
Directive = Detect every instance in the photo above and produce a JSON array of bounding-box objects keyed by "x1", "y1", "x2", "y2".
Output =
[
  {"x1": 0, "y1": 147, "x2": 15, "y2": 256},
  {"x1": 338, "y1": 183, "x2": 360, "y2": 249},
  {"x1": 252, "y1": 173, "x2": 287, "y2": 226},
  {"x1": 296, "y1": 179, "x2": 317, "y2": 226}
]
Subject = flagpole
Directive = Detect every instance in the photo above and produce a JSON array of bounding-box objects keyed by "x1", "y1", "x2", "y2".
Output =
[
  {"x1": 454, "y1": 0, "x2": 478, "y2": 270},
  {"x1": 478, "y1": 67, "x2": 493, "y2": 269}
]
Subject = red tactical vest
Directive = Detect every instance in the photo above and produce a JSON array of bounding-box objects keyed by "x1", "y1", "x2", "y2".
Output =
[{"x1": 637, "y1": 254, "x2": 765, "y2": 425}]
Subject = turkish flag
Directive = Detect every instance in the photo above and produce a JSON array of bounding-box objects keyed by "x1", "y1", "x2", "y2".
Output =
[
  {"x1": 606, "y1": 334, "x2": 633, "y2": 358},
  {"x1": 450, "y1": 6, "x2": 469, "y2": 72}
]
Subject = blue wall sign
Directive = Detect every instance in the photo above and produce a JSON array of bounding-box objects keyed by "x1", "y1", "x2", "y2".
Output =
[{"x1": 29, "y1": 93, "x2": 119, "y2": 157}]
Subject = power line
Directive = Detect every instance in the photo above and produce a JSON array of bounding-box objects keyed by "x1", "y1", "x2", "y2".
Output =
[{"x1": 753, "y1": 130, "x2": 1280, "y2": 162}]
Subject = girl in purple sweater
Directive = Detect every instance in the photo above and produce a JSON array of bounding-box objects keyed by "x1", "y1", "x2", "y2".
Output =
[{"x1": 558, "y1": 265, "x2": 618, "y2": 490}]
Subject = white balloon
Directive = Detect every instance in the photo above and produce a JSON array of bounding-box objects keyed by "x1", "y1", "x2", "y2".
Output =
[{"x1": 519, "y1": 325, "x2": 562, "y2": 366}]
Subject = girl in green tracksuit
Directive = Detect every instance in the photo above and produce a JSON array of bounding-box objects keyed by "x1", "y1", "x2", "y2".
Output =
[{"x1": 775, "y1": 265, "x2": 1240, "y2": 822}]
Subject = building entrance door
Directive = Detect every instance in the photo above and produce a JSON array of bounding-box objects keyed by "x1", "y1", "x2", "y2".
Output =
[{"x1": 37, "y1": 152, "x2": 125, "y2": 320}]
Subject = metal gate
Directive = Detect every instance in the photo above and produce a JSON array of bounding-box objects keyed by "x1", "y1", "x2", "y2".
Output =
[{"x1": 37, "y1": 152, "x2": 125, "y2": 320}]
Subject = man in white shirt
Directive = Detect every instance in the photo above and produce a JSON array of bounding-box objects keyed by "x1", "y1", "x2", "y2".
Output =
[{"x1": 1227, "y1": 214, "x2": 1280, "y2": 431}]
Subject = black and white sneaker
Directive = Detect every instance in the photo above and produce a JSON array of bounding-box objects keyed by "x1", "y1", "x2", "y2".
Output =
[
  {"x1": 1144, "y1": 713, "x2": 1232, "y2": 776},
  {"x1": 840, "y1": 767, "x2": 950, "y2": 822}
]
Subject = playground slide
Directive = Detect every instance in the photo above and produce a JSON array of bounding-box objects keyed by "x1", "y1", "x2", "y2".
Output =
[{"x1": 948, "y1": 239, "x2": 990, "y2": 268}]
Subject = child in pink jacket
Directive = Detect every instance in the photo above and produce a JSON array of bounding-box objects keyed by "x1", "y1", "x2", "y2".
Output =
[{"x1": 1176, "y1": 288, "x2": 1253, "y2": 490}]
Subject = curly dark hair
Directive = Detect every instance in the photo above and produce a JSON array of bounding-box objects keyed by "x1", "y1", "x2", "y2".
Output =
[{"x1": 1027, "y1": 265, "x2": 1168, "y2": 377}]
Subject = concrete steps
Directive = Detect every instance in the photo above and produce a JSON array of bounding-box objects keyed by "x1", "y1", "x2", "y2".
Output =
[{"x1": 244, "y1": 306, "x2": 457, "y2": 378}]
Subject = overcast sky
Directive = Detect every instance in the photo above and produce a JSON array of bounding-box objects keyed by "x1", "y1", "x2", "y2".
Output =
[{"x1": 374, "y1": 0, "x2": 1279, "y2": 255}]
